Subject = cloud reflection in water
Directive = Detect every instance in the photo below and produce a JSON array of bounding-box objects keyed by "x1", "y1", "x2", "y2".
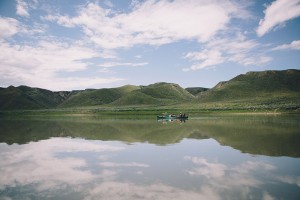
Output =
[
  {"x1": 0, "y1": 137, "x2": 299, "y2": 200},
  {"x1": 0, "y1": 138, "x2": 125, "y2": 190}
]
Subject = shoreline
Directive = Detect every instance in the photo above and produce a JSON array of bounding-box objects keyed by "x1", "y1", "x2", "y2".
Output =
[{"x1": 1, "y1": 107, "x2": 299, "y2": 118}]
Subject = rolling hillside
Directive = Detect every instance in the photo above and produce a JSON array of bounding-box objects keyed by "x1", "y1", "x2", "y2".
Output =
[
  {"x1": 110, "y1": 90, "x2": 162, "y2": 106},
  {"x1": 58, "y1": 85, "x2": 140, "y2": 107},
  {"x1": 0, "y1": 86, "x2": 69, "y2": 110},
  {"x1": 112, "y1": 83, "x2": 195, "y2": 106},
  {"x1": 0, "y1": 69, "x2": 299, "y2": 110},
  {"x1": 197, "y1": 69, "x2": 300, "y2": 102},
  {"x1": 141, "y1": 82, "x2": 194, "y2": 100}
]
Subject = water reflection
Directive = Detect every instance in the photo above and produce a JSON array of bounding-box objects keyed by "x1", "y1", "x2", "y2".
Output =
[
  {"x1": 157, "y1": 118, "x2": 188, "y2": 124},
  {"x1": 1, "y1": 115, "x2": 299, "y2": 157},
  {"x1": 0, "y1": 115, "x2": 300, "y2": 199},
  {"x1": 0, "y1": 138, "x2": 299, "y2": 200}
]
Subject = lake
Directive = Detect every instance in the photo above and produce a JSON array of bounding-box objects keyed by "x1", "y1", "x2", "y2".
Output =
[{"x1": 0, "y1": 114, "x2": 300, "y2": 200}]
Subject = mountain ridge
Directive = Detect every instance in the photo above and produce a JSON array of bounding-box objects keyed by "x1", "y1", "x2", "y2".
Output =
[{"x1": 1, "y1": 69, "x2": 299, "y2": 110}]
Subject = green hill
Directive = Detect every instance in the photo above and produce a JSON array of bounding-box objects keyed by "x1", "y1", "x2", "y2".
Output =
[
  {"x1": 0, "y1": 86, "x2": 68, "y2": 110},
  {"x1": 58, "y1": 85, "x2": 139, "y2": 107},
  {"x1": 111, "y1": 90, "x2": 162, "y2": 106},
  {"x1": 195, "y1": 69, "x2": 300, "y2": 109},
  {"x1": 111, "y1": 82, "x2": 194, "y2": 106},
  {"x1": 141, "y1": 82, "x2": 194, "y2": 100}
]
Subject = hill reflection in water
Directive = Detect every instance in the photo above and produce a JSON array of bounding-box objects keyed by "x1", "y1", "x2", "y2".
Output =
[{"x1": 1, "y1": 114, "x2": 300, "y2": 157}]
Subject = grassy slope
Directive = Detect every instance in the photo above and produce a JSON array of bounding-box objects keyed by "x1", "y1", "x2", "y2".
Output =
[
  {"x1": 110, "y1": 90, "x2": 163, "y2": 106},
  {"x1": 141, "y1": 82, "x2": 194, "y2": 100},
  {"x1": 112, "y1": 82, "x2": 195, "y2": 106},
  {"x1": 58, "y1": 85, "x2": 139, "y2": 107},
  {"x1": 0, "y1": 86, "x2": 67, "y2": 110},
  {"x1": 191, "y1": 69, "x2": 300, "y2": 110},
  {"x1": 200, "y1": 69, "x2": 300, "y2": 100}
]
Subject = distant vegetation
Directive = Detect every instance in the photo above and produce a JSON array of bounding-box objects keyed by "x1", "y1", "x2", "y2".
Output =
[{"x1": 1, "y1": 69, "x2": 300, "y2": 112}]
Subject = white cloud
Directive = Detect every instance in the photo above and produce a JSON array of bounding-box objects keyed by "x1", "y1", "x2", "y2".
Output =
[
  {"x1": 0, "y1": 40, "x2": 124, "y2": 90},
  {"x1": 257, "y1": 0, "x2": 300, "y2": 37},
  {"x1": 272, "y1": 40, "x2": 300, "y2": 50},
  {"x1": 41, "y1": 77, "x2": 124, "y2": 91},
  {"x1": 16, "y1": 0, "x2": 39, "y2": 17},
  {"x1": 16, "y1": 0, "x2": 30, "y2": 17},
  {"x1": 183, "y1": 34, "x2": 272, "y2": 71},
  {"x1": 228, "y1": 53, "x2": 272, "y2": 66},
  {"x1": 0, "y1": 17, "x2": 20, "y2": 39},
  {"x1": 45, "y1": 0, "x2": 249, "y2": 49},
  {"x1": 98, "y1": 62, "x2": 148, "y2": 68},
  {"x1": 183, "y1": 49, "x2": 224, "y2": 71},
  {"x1": 206, "y1": 34, "x2": 258, "y2": 54},
  {"x1": 0, "y1": 17, "x2": 46, "y2": 40}
]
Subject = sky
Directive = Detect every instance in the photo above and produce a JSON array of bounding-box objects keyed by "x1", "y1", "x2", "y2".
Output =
[{"x1": 0, "y1": 0, "x2": 300, "y2": 91}]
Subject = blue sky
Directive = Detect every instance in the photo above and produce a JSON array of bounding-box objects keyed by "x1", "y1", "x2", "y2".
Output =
[{"x1": 0, "y1": 0, "x2": 300, "y2": 91}]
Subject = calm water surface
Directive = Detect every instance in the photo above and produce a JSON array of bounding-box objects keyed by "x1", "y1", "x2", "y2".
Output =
[{"x1": 0, "y1": 114, "x2": 300, "y2": 200}]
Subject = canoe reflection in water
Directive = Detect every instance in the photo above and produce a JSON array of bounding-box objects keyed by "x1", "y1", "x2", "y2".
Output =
[
  {"x1": 157, "y1": 118, "x2": 188, "y2": 124},
  {"x1": 157, "y1": 113, "x2": 188, "y2": 124}
]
